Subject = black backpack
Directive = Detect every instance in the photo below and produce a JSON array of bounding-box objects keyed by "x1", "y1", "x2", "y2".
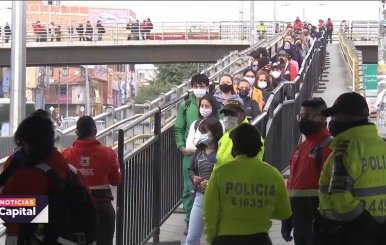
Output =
[{"x1": 18, "y1": 163, "x2": 98, "y2": 245}]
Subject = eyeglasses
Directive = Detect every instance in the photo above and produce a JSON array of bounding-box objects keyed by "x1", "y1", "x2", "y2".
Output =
[{"x1": 296, "y1": 113, "x2": 322, "y2": 122}]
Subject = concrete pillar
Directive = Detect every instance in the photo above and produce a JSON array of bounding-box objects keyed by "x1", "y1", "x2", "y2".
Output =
[{"x1": 9, "y1": 1, "x2": 26, "y2": 135}]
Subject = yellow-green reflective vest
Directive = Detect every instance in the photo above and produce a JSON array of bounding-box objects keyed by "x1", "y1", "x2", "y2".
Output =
[{"x1": 319, "y1": 124, "x2": 386, "y2": 223}]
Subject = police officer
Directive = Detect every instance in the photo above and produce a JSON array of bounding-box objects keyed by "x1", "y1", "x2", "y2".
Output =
[
  {"x1": 257, "y1": 21, "x2": 266, "y2": 40},
  {"x1": 317, "y1": 92, "x2": 386, "y2": 245},
  {"x1": 202, "y1": 124, "x2": 291, "y2": 245},
  {"x1": 214, "y1": 100, "x2": 264, "y2": 170}
]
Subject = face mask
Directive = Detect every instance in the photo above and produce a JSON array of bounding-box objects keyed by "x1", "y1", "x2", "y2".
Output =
[
  {"x1": 328, "y1": 119, "x2": 368, "y2": 137},
  {"x1": 251, "y1": 65, "x2": 258, "y2": 72},
  {"x1": 193, "y1": 88, "x2": 206, "y2": 98},
  {"x1": 219, "y1": 84, "x2": 233, "y2": 93},
  {"x1": 199, "y1": 107, "x2": 212, "y2": 118},
  {"x1": 244, "y1": 77, "x2": 255, "y2": 86},
  {"x1": 223, "y1": 116, "x2": 239, "y2": 131},
  {"x1": 238, "y1": 89, "x2": 250, "y2": 99},
  {"x1": 198, "y1": 133, "x2": 211, "y2": 146},
  {"x1": 257, "y1": 81, "x2": 268, "y2": 89},
  {"x1": 299, "y1": 119, "x2": 324, "y2": 136},
  {"x1": 271, "y1": 71, "x2": 281, "y2": 79},
  {"x1": 284, "y1": 43, "x2": 291, "y2": 50}
]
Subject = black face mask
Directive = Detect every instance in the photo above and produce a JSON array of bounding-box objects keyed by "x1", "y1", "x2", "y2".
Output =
[
  {"x1": 299, "y1": 119, "x2": 325, "y2": 136},
  {"x1": 220, "y1": 84, "x2": 233, "y2": 93},
  {"x1": 328, "y1": 119, "x2": 369, "y2": 137},
  {"x1": 238, "y1": 89, "x2": 250, "y2": 99}
]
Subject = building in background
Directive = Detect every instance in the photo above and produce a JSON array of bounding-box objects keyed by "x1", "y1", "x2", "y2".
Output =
[{"x1": 18, "y1": 0, "x2": 138, "y2": 117}]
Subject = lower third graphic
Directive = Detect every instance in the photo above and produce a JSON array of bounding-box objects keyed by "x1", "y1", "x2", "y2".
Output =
[{"x1": 0, "y1": 196, "x2": 48, "y2": 223}]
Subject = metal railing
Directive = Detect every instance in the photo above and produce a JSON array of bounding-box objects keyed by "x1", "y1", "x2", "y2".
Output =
[
  {"x1": 115, "y1": 29, "x2": 327, "y2": 245},
  {"x1": 0, "y1": 21, "x2": 286, "y2": 46},
  {"x1": 338, "y1": 28, "x2": 365, "y2": 95},
  {"x1": 349, "y1": 20, "x2": 378, "y2": 42}
]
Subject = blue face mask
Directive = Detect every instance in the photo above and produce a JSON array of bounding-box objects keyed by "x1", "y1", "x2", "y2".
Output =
[
  {"x1": 251, "y1": 65, "x2": 258, "y2": 72},
  {"x1": 198, "y1": 133, "x2": 211, "y2": 146}
]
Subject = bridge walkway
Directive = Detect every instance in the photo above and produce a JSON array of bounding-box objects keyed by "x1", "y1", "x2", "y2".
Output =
[{"x1": 151, "y1": 43, "x2": 353, "y2": 245}]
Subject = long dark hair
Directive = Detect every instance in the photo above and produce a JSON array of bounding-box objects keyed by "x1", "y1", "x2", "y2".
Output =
[
  {"x1": 219, "y1": 74, "x2": 236, "y2": 94},
  {"x1": 197, "y1": 118, "x2": 223, "y2": 151},
  {"x1": 198, "y1": 94, "x2": 219, "y2": 120}
]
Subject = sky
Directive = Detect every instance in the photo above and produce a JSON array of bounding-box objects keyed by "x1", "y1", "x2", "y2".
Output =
[{"x1": 0, "y1": 1, "x2": 381, "y2": 25}]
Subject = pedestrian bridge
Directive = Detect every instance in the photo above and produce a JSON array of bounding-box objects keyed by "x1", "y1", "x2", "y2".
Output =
[
  {"x1": 0, "y1": 20, "x2": 384, "y2": 244},
  {"x1": 0, "y1": 21, "x2": 278, "y2": 66},
  {"x1": 0, "y1": 20, "x2": 377, "y2": 66}
]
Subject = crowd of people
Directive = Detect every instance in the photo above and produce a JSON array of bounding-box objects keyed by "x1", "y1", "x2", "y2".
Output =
[
  {"x1": 1, "y1": 16, "x2": 384, "y2": 245},
  {"x1": 31, "y1": 18, "x2": 154, "y2": 42},
  {"x1": 175, "y1": 16, "x2": 386, "y2": 245}
]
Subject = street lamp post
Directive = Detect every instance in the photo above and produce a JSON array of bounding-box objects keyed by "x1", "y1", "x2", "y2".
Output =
[
  {"x1": 84, "y1": 65, "x2": 91, "y2": 115},
  {"x1": 249, "y1": 0, "x2": 254, "y2": 46},
  {"x1": 9, "y1": 1, "x2": 26, "y2": 136},
  {"x1": 273, "y1": 0, "x2": 277, "y2": 33}
]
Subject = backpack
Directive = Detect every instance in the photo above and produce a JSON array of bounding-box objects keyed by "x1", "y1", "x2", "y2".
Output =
[
  {"x1": 313, "y1": 135, "x2": 334, "y2": 169},
  {"x1": 18, "y1": 163, "x2": 98, "y2": 245}
]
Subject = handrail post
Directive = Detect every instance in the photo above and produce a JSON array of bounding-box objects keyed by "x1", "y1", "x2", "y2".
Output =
[
  {"x1": 1, "y1": 24, "x2": 3, "y2": 44},
  {"x1": 208, "y1": 21, "x2": 210, "y2": 40},
  {"x1": 105, "y1": 105, "x2": 115, "y2": 147},
  {"x1": 161, "y1": 22, "x2": 164, "y2": 40},
  {"x1": 92, "y1": 23, "x2": 95, "y2": 43},
  {"x1": 152, "y1": 108, "x2": 162, "y2": 244},
  {"x1": 115, "y1": 23, "x2": 118, "y2": 43},
  {"x1": 115, "y1": 129, "x2": 124, "y2": 245},
  {"x1": 185, "y1": 21, "x2": 188, "y2": 40}
]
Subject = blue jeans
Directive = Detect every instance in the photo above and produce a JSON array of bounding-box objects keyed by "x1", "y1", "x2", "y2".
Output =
[{"x1": 185, "y1": 192, "x2": 204, "y2": 245}]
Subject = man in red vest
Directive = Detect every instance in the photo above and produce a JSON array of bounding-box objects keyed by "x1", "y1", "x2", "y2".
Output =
[{"x1": 281, "y1": 97, "x2": 333, "y2": 244}]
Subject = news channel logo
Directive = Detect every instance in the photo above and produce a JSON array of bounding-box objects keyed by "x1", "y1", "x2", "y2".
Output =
[{"x1": 0, "y1": 196, "x2": 48, "y2": 223}]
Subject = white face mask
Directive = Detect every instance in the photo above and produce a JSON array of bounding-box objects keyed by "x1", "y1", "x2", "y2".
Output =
[
  {"x1": 271, "y1": 71, "x2": 281, "y2": 79},
  {"x1": 257, "y1": 81, "x2": 268, "y2": 89},
  {"x1": 193, "y1": 88, "x2": 206, "y2": 98},
  {"x1": 243, "y1": 77, "x2": 256, "y2": 86},
  {"x1": 199, "y1": 107, "x2": 212, "y2": 118},
  {"x1": 223, "y1": 116, "x2": 239, "y2": 131}
]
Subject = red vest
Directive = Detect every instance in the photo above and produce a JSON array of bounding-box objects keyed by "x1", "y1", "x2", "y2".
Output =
[{"x1": 287, "y1": 128, "x2": 332, "y2": 196}]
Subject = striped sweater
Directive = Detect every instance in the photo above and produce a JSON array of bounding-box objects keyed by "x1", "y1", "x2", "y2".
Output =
[{"x1": 188, "y1": 149, "x2": 217, "y2": 193}]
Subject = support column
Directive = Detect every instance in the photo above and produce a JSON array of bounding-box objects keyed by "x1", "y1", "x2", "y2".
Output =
[
  {"x1": 9, "y1": 1, "x2": 26, "y2": 135},
  {"x1": 273, "y1": 0, "x2": 277, "y2": 34},
  {"x1": 85, "y1": 65, "x2": 91, "y2": 115},
  {"x1": 249, "y1": 1, "x2": 254, "y2": 46}
]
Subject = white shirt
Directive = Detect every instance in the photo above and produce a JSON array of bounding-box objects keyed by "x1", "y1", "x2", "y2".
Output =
[{"x1": 185, "y1": 119, "x2": 203, "y2": 154}]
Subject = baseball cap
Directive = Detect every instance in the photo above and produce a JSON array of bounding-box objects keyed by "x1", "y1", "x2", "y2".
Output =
[
  {"x1": 220, "y1": 99, "x2": 245, "y2": 114},
  {"x1": 321, "y1": 92, "x2": 369, "y2": 117}
]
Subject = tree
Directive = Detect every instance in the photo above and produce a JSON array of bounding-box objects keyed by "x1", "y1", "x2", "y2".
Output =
[
  {"x1": 155, "y1": 64, "x2": 199, "y2": 85},
  {"x1": 134, "y1": 63, "x2": 208, "y2": 103}
]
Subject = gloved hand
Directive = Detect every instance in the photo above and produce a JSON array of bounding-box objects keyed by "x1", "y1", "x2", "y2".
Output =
[{"x1": 281, "y1": 217, "x2": 293, "y2": 242}]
